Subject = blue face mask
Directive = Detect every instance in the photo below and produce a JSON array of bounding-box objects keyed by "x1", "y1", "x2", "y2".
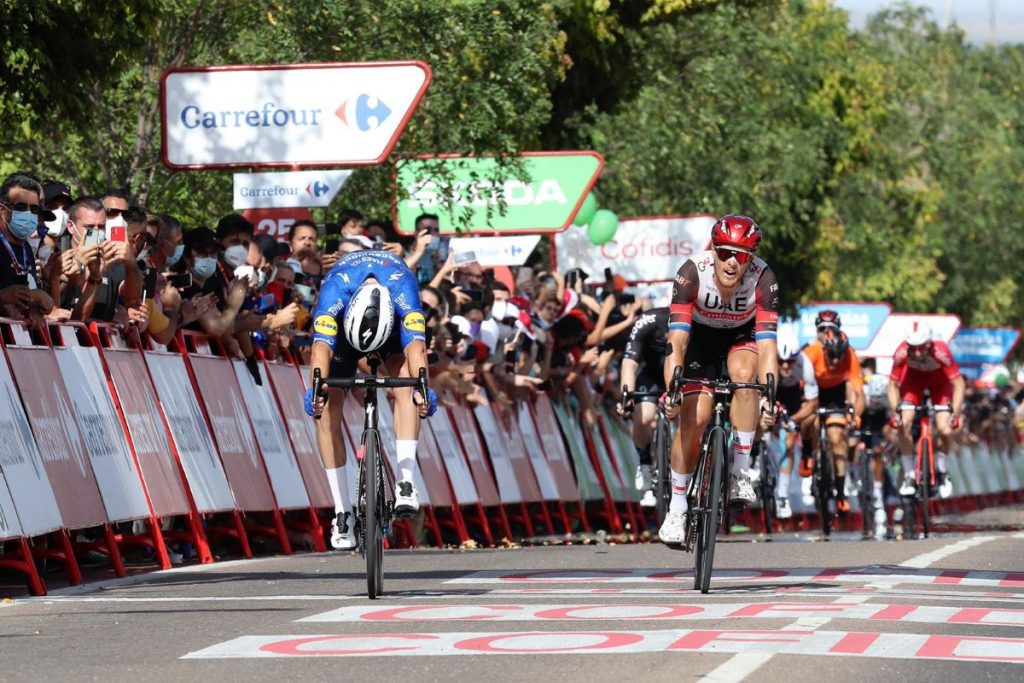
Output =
[
  {"x1": 192, "y1": 256, "x2": 217, "y2": 280},
  {"x1": 166, "y1": 244, "x2": 184, "y2": 267},
  {"x1": 7, "y1": 211, "x2": 38, "y2": 240}
]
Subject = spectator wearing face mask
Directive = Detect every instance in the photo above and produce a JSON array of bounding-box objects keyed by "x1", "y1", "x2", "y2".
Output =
[
  {"x1": 0, "y1": 171, "x2": 58, "y2": 322},
  {"x1": 180, "y1": 227, "x2": 247, "y2": 338}
]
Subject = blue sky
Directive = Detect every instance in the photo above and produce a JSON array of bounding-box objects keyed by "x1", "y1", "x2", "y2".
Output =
[{"x1": 834, "y1": 0, "x2": 1024, "y2": 43}]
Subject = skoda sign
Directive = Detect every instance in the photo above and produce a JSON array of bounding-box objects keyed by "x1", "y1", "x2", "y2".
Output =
[
  {"x1": 395, "y1": 152, "x2": 604, "y2": 235},
  {"x1": 161, "y1": 62, "x2": 431, "y2": 169}
]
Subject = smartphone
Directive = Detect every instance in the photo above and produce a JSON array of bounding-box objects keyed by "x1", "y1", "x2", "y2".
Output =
[
  {"x1": 109, "y1": 225, "x2": 127, "y2": 242},
  {"x1": 293, "y1": 283, "x2": 316, "y2": 305},
  {"x1": 454, "y1": 250, "x2": 477, "y2": 266},
  {"x1": 292, "y1": 333, "x2": 313, "y2": 348},
  {"x1": 83, "y1": 228, "x2": 103, "y2": 248},
  {"x1": 244, "y1": 293, "x2": 277, "y2": 313},
  {"x1": 324, "y1": 237, "x2": 340, "y2": 253},
  {"x1": 168, "y1": 273, "x2": 192, "y2": 289},
  {"x1": 463, "y1": 288, "x2": 484, "y2": 302}
]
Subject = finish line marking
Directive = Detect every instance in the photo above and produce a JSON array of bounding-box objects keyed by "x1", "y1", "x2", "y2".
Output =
[
  {"x1": 182, "y1": 628, "x2": 1024, "y2": 661},
  {"x1": 444, "y1": 565, "x2": 1024, "y2": 588},
  {"x1": 297, "y1": 601, "x2": 1024, "y2": 627}
]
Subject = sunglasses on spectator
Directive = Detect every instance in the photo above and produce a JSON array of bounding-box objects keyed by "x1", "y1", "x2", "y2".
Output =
[
  {"x1": 714, "y1": 247, "x2": 753, "y2": 264},
  {"x1": 105, "y1": 207, "x2": 126, "y2": 218},
  {"x1": 2, "y1": 202, "x2": 45, "y2": 214}
]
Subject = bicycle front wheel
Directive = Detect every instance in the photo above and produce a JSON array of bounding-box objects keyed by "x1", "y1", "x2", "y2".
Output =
[
  {"x1": 364, "y1": 430, "x2": 384, "y2": 599},
  {"x1": 697, "y1": 428, "x2": 726, "y2": 594},
  {"x1": 758, "y1": 442, "x2": 775, "y2": 536},
  {"x1": 919, "y1": 437, "x2": 932, "y2": 538},
  {"x1": 817, "y1": 444, "x2": 833, "y2": 538},
  {"x1": 655, "y1": 418, "x2": 672, "y2": 525}
]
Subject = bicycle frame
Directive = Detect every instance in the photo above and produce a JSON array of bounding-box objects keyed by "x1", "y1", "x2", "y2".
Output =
[
  {"x1": 900, "y1": 399, "x2": 948, "y2": 539},
  {"x1": 815, "y1": 406, "x2": 849, "y2": 537}
]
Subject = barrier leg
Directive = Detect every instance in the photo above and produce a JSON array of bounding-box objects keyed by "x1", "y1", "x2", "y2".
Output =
[
  {"x1": 554, "y1": 500, "x2": 572, "y2": 536},
  {"x1": 307, "y1": 507, "x2": 327, "y2": 552},
  {"x1": 424, "y1": 507, "x2": 444, "y2": 546},
  {"x1": 233, "y1": 511, "x2": 253, "y2": 558},
  {"x1": 0, "y1": 538, "x2": 47, "y2": 596},
  {"x1": 147, "y1": 516, "x2": 172, "y2": 570},
  {"x1": 189, "y1": 511, "x2": 214, "y2": 564},
  {"x1": 58, "y1": 531, "x2": 82, "y2": 585},
  {"x1": 467, "y1": 503, "x2": 495, "y2": 547},
  {"x1": 102, "y1": 524, "x2": 127, "y2": 578}
]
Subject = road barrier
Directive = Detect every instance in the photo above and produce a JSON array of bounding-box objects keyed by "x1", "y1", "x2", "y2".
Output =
[{"x1": 1, "y1": 315, "x2": 1021, "y2": 595}]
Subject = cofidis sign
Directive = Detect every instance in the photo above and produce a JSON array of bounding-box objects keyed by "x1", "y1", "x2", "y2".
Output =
[{"x1": 161, "y1": 62, "x2": 431, "y2": 169}]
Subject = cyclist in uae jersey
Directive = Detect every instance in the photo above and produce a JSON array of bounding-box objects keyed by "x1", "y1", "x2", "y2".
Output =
[
  {"x1": 305, "y1": 247, "x2": 436, "y2": 550},
  {"x1": 659, "y1": 215, "x2": 779, "y2": 545},
  {"x1": 887, "y1": 323, "x2": 964, "y2": 498},
  {"x1": 801, "y1": 326, "x2": 865, "y2": 513},
  {"x1": 617, "y1": 307, "x2": 669, "y2": 507}
]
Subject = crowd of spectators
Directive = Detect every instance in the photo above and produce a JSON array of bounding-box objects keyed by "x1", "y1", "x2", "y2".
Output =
[{"x1": 4, "y1": 168, "x2": 1024, "y2": 461}]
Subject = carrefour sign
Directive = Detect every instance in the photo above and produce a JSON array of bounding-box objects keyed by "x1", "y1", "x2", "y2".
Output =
[
  {"x1": 395, "y1": 152, "x2": 603, "y2": 235},
  {"x1": 161, "y1": 62, "x2": 431, "y2": 169},
  {"x1": 232, "y1": 170, "x2": 351, "y2": 209}
]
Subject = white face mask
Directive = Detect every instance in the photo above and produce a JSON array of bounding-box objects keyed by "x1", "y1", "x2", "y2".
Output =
[
  {"x1": 223, "y1": 244, "x2": 249, "y2": 268},
  {"x1": 45, "y1": 208, "x2": 68, "y2": 237}
]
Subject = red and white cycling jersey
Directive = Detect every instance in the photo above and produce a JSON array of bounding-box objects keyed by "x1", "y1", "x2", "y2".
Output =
[
  {"x1": 669, "y1": 250, "x2": 779, "y2": 339},
  {"x1": 890, "y1": 339, "x2": 961, "y2": 384}
]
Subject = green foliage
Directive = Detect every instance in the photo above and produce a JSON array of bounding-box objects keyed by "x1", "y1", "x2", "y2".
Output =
[{"x1": 5, "y1": 0, "x2": 1024, "y2": 326}]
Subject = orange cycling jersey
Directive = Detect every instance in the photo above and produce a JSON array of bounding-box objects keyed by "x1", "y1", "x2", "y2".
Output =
[{"x1": 803, "y1": 340, "x2": 863, "y2": 391}]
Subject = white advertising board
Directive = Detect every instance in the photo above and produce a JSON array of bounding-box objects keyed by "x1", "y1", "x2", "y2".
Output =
[
  {"x1": 861, "y1": 314, "x2": 962, "y2": 358},
  {"x1": 233, "y1": 170, "x2": 351, "y2": 209},
  {"x1": 554, "y1": 215, "x2": 715, "y2": 283},
  {"x1": 162, "y1": 62, "x2": 431, "y2": 168}
]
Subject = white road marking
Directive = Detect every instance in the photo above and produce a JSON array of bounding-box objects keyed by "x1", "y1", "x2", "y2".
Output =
[{"x1": 900, "y1": 535, "x2": 998, "y2": 569}]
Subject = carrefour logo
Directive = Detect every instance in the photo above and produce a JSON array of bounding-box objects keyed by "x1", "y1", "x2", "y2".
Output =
[
  {"x1": 179, "y1": 93, "x2": 390, "y2": 132},
  {"x1": 335, "y1": 94, "x2": 391, "y2": 131}
]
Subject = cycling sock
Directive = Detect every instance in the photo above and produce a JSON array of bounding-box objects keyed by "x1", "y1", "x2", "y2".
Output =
[
  {"x1": 901, "y1": 454, "x2": 915, "y2": 476},
  {"x1": 325, "y1": 465, "x2": 350, "y2": 514},
  {"x1": 777, "y1": 470, "x2": 791, "y2": 498},
  {"x1": 669, "y1": 471, "x2": 692, "y2": 513},
  {"x1": 731, "y1": 430, "x2": 755, "y2": 474},
  {"x1": 936, "y1": 451, "x2": 947, "y2": 473},
  {"x1": 396, "y1": 440, "x2": 417, "y2": 483},
  {"x1": 801, "y1": 438, "x2": 813, "y2": 460},
  {"x1": 873, "y1": 480, "x2": 883, "y2": 500},
  {"x1": 635, "y1": 443, "x2": 652, "y2": 466}
]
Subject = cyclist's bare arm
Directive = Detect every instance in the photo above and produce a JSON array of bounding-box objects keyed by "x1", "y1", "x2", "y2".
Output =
[{"x1": 665, "y1": 260, "x2": 699, "y2": 391}]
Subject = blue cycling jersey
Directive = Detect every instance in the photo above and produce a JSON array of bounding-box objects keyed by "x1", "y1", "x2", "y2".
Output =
[{"x1": 310, "y1": 250, "x2": 426, "y2": 352}]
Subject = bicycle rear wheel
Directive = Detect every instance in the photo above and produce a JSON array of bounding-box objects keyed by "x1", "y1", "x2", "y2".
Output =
[
  {"x1": 654, "y1": 418, "x2": 671, "y2": 525},
  {"x1": 697, "y1": 428, "x2": 725, "y2": 594},
  {"x1": 364, "y1": 430, "x2": 384, "y2": 599}
]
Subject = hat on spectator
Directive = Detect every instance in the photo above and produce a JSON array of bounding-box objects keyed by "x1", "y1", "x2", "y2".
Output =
[
  {"x1": 43, "y1": 181, "x2": 73, "y2": 207},
  {"x1": 215, "y1": 213, "x2": 254, "y2": 241},
  {"x1": 555, "y1": 288, "x2": 580, "y2": 320},
  {"x1": 450, "y1": 315, "x2": 472, "y2": 339},
  {"x1": 491, "y1": 300, "x2": 537, "y2": 341},
  {"x1": 611, "y1": 274, "x2": 628, "y2": 292},
  {"x1": 184, "y1": 226, "x2": 218, "y2": 253}
]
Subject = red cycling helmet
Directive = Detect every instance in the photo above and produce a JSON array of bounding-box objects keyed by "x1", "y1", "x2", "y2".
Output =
[
  {"x1": 822, "y1": 330, "x2": 850, "y2": 361},
  {"x1": 710, "y1": 214, "x2": 762, "y2": 252},
  {"x1": 815, "y1": 309, "x2": 842, "y2": 330}
]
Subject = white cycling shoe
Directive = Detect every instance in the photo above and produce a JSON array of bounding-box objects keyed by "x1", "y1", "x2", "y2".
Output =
[
  {"x1": 639, "y1": 489, "x2": 657, "y2": 507},
  {"x1": 394, "y1": 480, "x2": 420, "y2": 517},
  {"x1": 801, "y1": 477, "x2": 815, "y2": 506},
  {"x1": 729, "y1": 471, "x2": 756, "y2": 506},
  {"x1": 937, "y1": 471, "x2": 953, "y2": 499},
  {"x1": 776, "y1": 497, "x2": 793, "y2": 519},
  {"x1": 899, "y1": 473, "x2": 917, "y2": 497},
  {"x1": 658, "y1": 509, "x2": 687, "y2": 545},
  {"x1": 330, "y1": 511, "x2": 356, "y2": 550},
  {"x1": 635, "y1": 465, "x2": 652, "y2": 491}
]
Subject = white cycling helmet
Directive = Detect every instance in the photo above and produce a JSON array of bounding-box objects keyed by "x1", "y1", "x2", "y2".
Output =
[
  {"x1": 905, "y1": 321, "x2": 932, "y2": 347},
  {"x1": 777, "y1": 332, "x2": 801, "y2": 362},
  {"x1": 343, "y1": 280, "x2": 394, "y2": 353}
]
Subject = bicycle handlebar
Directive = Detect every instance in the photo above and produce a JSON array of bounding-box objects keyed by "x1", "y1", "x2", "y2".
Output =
[
  {"x1": 311, "y1": 367, "x2": 429, "y2": 421},
  {"x1": 665, "y1": 366, "x2": 776, "y2": 410}
]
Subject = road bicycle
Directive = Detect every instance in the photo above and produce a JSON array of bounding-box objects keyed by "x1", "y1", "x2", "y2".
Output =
[
  {"x1": 899, "y1": 398, "x2": 947, "y2": 540},
  {"x1": 813, "y1": 406, "x2": 850, "y2": 539},
  {"x1": 312, "y1": 361, "x2": 429, "y2": 599},
  {"x1": 666, "y1": 367, "x2": 774, "y2": 594},
  {"x1": 620, "y1": 386, "x2": 673, "y2": 524}
]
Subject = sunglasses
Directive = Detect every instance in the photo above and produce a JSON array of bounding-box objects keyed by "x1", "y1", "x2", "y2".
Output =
[
  {"x1": 104, "y1": 207, "x2": 126, "y2": 218},
  {"x1": 817, "y1": 324, "x2": 838, "y2": 333},
  {"x1": 3, "y1": 202, "x2": 45, "y2": 215},
  {"x1": 714, "y1": 247, "x2": 753, "y2": 265}
]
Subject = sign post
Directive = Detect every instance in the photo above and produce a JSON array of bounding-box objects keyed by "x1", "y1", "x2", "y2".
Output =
[{"x1": 395, "y1": 152, "x2": 604, "y2": 235}]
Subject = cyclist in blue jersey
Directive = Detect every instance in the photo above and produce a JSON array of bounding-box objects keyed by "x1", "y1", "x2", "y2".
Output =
[{"x1": 304, "y1": 246, "x2": 437, "y2": 550}]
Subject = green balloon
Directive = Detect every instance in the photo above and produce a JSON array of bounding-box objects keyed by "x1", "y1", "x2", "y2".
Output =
[
  {"x1": 572, "y1": 191, "x2": 598, "y2": 227},
  {"x1": 587, "y1": 209, "x2": 619, "y2": 245}
]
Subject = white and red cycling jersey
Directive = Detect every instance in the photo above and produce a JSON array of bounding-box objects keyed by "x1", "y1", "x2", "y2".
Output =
[
  {"x1": 890, "y1": 339, "x2": 961, "y2": 406},
  {"x1": 669, "y1": 250, "x2": 779, "y2": 340}
]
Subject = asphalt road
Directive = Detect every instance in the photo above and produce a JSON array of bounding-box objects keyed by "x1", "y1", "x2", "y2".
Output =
[{"x1": 2, "y1": 506, "x2": 1023, "y2": 682}]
